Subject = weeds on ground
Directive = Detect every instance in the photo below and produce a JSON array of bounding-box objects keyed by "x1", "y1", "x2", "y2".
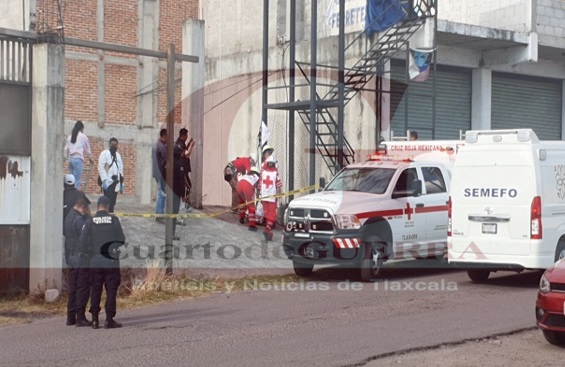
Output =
[{"x1": 1, "y1": 262, "x2": 299, "y2": 325}]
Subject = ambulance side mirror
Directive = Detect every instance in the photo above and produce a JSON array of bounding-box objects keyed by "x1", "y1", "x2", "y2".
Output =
[{"x1": 319, "y1": 177, "x2": 326, "y2": 191}]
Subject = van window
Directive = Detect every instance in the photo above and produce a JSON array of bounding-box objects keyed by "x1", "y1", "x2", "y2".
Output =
[
  {"x1": 394, "y1": 168, "x2": 418, "y2": 192},
  {"x1": 422, "y1": 166, "x2": 447, "y2": 194},
  {"x1": 325, "y1": 167, "x2": 396, "y2": 194}
]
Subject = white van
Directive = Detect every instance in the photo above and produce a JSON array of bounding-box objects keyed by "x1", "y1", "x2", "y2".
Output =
[
  {"x1": 448, "y1": 129, "x2": 565, "y2": 282},
  {"x1": 283, "y1": 140, "x2": 462, "y2": 281}
]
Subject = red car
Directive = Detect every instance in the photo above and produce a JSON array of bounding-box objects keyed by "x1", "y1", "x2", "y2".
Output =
[{"x1": 536, "y1": 259, "x2": 565, "y2": 345}]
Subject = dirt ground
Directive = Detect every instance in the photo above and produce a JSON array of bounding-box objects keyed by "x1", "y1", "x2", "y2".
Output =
[{"x1": 365, "y1": 328, "x2": 565, "y2": 367}]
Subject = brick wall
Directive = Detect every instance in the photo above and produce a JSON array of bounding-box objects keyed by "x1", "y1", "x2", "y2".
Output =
[
  {"x1": 56, "y1": 0, "x2": 199, "y2": 196},
  {"x1": 65, "y1": 59, "x2": 98, "y2": 122},
  {"x1": 68, "y1": 137, "x2": 136, "y2": 197}
]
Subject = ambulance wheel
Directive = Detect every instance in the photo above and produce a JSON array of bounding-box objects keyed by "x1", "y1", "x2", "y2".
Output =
[
  {"x1": 554, "y1": 241, "x2": 565, "y2": 262},
  {"x1": 467, "y1": 269, "x2": 490, "y2": 283},
  {"x1": 543, "y1": 330, "x2": 565, "y2": 346},
  {"x1": 293, "y1": 262, "x2": 313, "y2": 277},
  {"x1": 360, "y1": 238, "x2": 385, "y2": 282}
]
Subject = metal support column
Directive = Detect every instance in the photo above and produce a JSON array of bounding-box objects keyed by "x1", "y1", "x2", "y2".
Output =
[
  {"x1": 165, "y1": 44, "x2": 175, "y2": 276},
  {"x1": 309, "y1": 0, "x2": 318, "y2": 186},
  {"x1": 337, "y1": 0, "x2": 345, "y2": 168},
  {"x1": 289, "y1": 0, "x2": 296, "y2": 194},
  {"x1": 262, "y1": 0, "x2": 269, "y2": 137}
]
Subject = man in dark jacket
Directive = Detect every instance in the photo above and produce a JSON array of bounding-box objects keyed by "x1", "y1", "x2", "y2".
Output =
[
  {"x1": 64, "y1": 195, "x2": 92, "y2": 326},
  {"x1": 152, "y1": 128, "x2": 168, "y2": 222},
  {"x1": 168, "y1": 128, "x2": 194, "y2": 235},
  {"x1": 63, "y1": 174, "x2": 85, "y2": 221},
  {"x1": 78, "y1": 196, "x2": 126, "y2": 329}
]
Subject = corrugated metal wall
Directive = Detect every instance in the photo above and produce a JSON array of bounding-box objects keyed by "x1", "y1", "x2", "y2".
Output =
[
  {"x1": 0, "y1": 37, "x2": 32, "y2": 293},
  {"x1": 492, "y1": 72, "x2": 562, "y2": 140},
  {"x1": 391, "y1": 61, "x2": 471, "y2": 140},
  {"x1": 0, "y1": 226, "x2": 29, "y2": 294}
]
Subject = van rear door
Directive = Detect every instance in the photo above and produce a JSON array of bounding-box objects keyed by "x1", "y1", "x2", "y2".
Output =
[{"x1": 451, "y1": 149, "x2": 535, "y2": 256}]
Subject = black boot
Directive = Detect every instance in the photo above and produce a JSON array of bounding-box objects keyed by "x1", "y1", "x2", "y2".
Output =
[
  {"x1": 104, "y1": 317, "x2": 122, "y2": 329},
  {"x1": 91, "y1": 313, "x2": 99, "y2": 329},
  {"x1": 66, "y1": 313, "x2": 76, "y2": 326},
  {"x1": 75, "y1": 314, "x2": 92, "y2": 327}
]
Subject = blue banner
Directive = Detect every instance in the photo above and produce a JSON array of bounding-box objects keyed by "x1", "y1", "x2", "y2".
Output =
[{"x1": 365, "y1": 0, "x2": 408, "y2": 36}]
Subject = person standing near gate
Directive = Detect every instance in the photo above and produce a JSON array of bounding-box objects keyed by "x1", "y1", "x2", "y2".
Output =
[
  {"x1": 98, "y1": 138, "x2": 124, "y2": 213},
  {"x1": 260, "y1": 155, "x2": 282, "y2": 241},
  {"x1": 78, "y1": 196, "x2": 126, "y2": 329},
  {"x1": 153, "y1": 128, "x2": 168, "y2": 223},
  {"x1": 64, "y1": 120, "x2": 93, "y2": 190},
  {"x1": 64, "y1": 195, "x2": 92, "y2": 326}
]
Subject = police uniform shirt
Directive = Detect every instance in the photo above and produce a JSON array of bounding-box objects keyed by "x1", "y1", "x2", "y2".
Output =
[{"x1": 79, "y1": 210, "x2": 125, "y2": 264}]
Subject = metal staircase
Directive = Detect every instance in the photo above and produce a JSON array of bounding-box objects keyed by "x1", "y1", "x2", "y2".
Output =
[
  {"x1": 263, "y1": 0, "x2": 437, "y2": 181},
  {"x1": 295, "y1": 13, "x2": 427, "y2": 174},
  {"x1": 262, "y1": 0, "x2": 437, "y2": 185}
]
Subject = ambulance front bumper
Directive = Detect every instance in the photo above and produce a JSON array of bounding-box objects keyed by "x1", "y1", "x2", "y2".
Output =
[{"x1": 282, "y1": 231, "x2": 364, "y2": 266}]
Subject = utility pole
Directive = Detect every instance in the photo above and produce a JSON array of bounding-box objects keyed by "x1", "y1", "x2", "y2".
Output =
[{"x1": 164, "y1": 44, "x2": 176, "y2": 276}]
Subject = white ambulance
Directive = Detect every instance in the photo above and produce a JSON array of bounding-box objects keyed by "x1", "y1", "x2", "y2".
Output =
[
  {"x1": 282, "y1": 140, "x2": 463, "y2": 281},
  {"x1": 448, "y1": 129, "x2": 565, "y2": 282}
]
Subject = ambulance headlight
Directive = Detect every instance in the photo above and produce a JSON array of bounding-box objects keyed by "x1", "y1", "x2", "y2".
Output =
[
  {"x1": 335, "y1": 215, "x2": 361, "y2": 230},
  {"x1": 539, "y1": 273, "x2": 550, "y2": 294}
]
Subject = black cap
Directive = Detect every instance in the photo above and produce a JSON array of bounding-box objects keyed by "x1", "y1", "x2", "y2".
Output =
[{"x1": 97, "y1": 196, "x2": 111, "y2": 207}]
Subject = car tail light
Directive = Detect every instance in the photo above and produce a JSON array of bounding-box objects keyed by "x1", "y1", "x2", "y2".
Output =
[
  {"x1": 531, "y1": 196, "x2": 542, "y2": 239},
  {"x1": 447, "y1": 196, "x2": 452, "y2": 237}
]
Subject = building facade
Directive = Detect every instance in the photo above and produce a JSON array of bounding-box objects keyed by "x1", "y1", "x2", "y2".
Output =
[{"x1": 201, "y1": 0, "x2": 565, "y2": 206}]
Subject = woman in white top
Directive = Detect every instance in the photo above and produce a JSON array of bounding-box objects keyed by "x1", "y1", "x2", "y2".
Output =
[{"x1": 64, "y1": 120, "x2": 93, "y2": 190}]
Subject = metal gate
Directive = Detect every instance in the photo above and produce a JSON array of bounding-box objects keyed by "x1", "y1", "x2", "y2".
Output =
[
  {"x1": 391, "y1": 60, "x2": 471, "y2": 140},
  {"x1": 492, "y1": 72, "x2": 562, "y2": 140},
  {"x1": 0, "y1": 36, "x2": 32, "y2": 294}
]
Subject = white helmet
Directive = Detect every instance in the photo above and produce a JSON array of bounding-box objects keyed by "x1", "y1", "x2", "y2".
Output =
[
  {"x1": 266, "y1": 155, "x2": 276, "y2": 163},
  {"x1": 262, "y1": 145, "x2": 274, "y2": 155}
]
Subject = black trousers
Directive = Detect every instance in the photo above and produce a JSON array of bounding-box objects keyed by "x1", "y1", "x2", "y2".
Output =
[
  {"x1": 69, "y1": 257, "x2": 91, "y2": 318},
  {"x1": 172, "y1": 193, "x2": 181, "y2": 236},
  {"x1": 103, "y1": 182, "x2": 119, "y2": 213},
  {"x1": 89, "y1": 265, "x2": 121, "y2": 318}
]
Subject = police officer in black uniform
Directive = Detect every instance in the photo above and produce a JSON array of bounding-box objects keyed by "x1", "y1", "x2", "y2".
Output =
[
  {"x1": 78, "y1": 196, "x2": 126, "y2": 329},
  {"x1": 64, "y1": 195, "x2": 92, "y2": 326}
]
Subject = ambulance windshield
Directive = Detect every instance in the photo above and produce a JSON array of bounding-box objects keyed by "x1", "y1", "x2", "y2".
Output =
[{"x1": 325, "y1": 168, "x2": 395, "y2": 194}]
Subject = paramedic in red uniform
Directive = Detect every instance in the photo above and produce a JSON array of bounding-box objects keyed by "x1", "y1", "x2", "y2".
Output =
[
  {"x1": 224, "y1": 155, "x2": 255, "y2": 213},
  {"x1": 261, "y1": 155, "x2": 282, "y2": 241},
  {"x1": 261, "y1": 145, "x2": 274, "y2": 169},
  {"x1": 236, "y1": 167, "x2": 261, "y2": 231}
]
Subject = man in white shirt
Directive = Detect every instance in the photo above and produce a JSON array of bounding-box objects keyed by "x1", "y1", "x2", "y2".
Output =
[{"x1": 98, "y1": 138, "x2": 124, "y2": 212}]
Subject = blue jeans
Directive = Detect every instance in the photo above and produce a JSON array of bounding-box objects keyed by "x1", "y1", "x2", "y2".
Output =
[
  {"x1": 68, "y1": 157, "x2": 84, "y2": 189},
  {"x1": 156, "y1": 177, "x2": 166, "y2": 214}
]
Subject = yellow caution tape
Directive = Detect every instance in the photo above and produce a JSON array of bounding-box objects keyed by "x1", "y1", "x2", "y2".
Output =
[{"x1": 113, "y1": 184, "x2": 320, "y2": 219}]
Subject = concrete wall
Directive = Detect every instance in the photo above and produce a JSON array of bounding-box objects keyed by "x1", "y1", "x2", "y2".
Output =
[
  {"x1": 0, "y1": 0, "x2": 28, "y2": 30},
  {"x1": 536, "y1": 0, "x2": 565, "y2": 47},
  {"x1": 202, "y1": 0, "x2": 370, "y2": 58},
  {"x1": 439, "y1": 0, "x2": 533, "y2": 32},
  {"x1": 202, "y1": 0, "x2": 285, "y2": 58}
]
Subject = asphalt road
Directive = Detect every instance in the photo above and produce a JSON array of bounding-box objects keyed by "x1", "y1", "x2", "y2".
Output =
[{"x1": 0, "y1": 265, "x2": 542, "y2": 367}]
